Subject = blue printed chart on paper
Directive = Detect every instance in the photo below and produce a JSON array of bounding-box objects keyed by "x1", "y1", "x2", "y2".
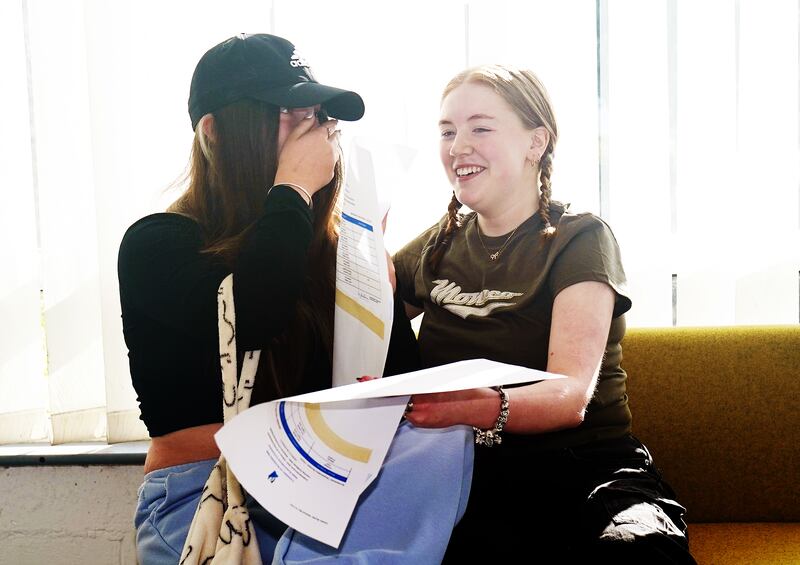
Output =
[{"x1": 276, "y1": 400, "x2": 373, "y2": 484}]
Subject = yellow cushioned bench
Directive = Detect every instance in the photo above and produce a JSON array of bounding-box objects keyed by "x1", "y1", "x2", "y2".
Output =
[{"x1": 621, "y1": 325, "x2": 800, "y2": 565}]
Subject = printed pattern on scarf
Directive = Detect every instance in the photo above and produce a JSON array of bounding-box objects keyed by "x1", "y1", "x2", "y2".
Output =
[{"x1": 179, "y1": 274, "x2": 263, "y2": 564}]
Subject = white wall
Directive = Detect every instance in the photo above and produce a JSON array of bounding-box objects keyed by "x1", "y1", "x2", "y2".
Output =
[{"x1": 0, "y1": 465, "x2": 141, "y2": 565}]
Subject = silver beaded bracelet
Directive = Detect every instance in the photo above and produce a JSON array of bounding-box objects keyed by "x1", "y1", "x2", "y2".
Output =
[{"x1": 473, "y1": 386, "x2": 509, "y2": 447}]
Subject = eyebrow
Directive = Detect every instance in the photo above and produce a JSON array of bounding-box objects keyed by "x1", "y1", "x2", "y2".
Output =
[{"x1": 438, "y1": 114, "x2": 496, "y2": 126}]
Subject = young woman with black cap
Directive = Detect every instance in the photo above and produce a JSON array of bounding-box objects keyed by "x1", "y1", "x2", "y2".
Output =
[
  {"x1": 393, "y1": 65, "x2": 697, "y2": 564},
  {"x1": 120, "y1": 34, "x2": 472, "y2": 564}
]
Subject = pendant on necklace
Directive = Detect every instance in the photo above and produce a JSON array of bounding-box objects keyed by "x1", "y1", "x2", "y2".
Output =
[{"x1": 490, "y1": 252, "x2": 500, "y2": 261}]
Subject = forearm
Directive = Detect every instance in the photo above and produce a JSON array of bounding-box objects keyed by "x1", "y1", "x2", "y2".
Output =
[
  {"x1": 233, "y1": 186, "x2": 315, "y2": 349},
  {"x1": 457, "y1": 374, "x2": 594, "y2": 432},
  {"x1": 502, "y1": 374, "x2": 596, "y2": 434},
  {"x1": 407, "y1": 377, "x2": 594, "y2": 433}
]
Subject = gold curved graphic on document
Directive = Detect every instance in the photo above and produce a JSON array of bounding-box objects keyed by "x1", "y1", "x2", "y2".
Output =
[
  {"x1": 335, "y1": 289, "x2": 385, "y2": 339},
  {"x1": 304, "y1": 403, "x2": 373, "y2": 463}
]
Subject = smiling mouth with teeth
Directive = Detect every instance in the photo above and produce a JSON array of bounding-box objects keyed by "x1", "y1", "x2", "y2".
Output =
[{"x1": 455, "y1": 166, "x2": 486, "y2": 178}]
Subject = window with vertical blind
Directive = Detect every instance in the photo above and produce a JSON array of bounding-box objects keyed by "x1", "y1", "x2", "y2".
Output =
[
  {"x1": 1, "y1": 0, "x2": 797, "y2": 445},
  {"x1": 604, "y1": 0, "x2": 800, "y2": 328}
]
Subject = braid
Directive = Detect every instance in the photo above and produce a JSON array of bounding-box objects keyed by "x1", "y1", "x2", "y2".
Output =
[
  {"x1": 538, "y1": 151, "x2": 556, "y2": 237},
  {"x1": 428, "y1": 192, "x2": 463, "y2": 274}
]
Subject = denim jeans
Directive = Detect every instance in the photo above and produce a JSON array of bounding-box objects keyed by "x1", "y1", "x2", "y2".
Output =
[{"x1": 135, "y1": 421, "x2": 474, "y2": 564}]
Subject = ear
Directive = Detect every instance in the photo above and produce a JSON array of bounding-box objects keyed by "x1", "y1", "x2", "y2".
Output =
[
  {"x1": 200, "y1": 114, "x2": 216, "y2": 141},
  {"x1": 528, "y1": 126, "x2": 550, "y2": 162}
]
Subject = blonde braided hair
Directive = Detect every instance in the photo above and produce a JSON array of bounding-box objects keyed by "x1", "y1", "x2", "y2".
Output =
[
  {"x1": 538, "y1": 151, "x2": 556, "y2": 236},
  {"x1": 429, "y1": 192, "x2": 464, "y2": 274}
]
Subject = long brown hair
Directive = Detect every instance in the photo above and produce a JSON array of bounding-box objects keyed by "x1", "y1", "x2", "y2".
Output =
[
  {"x1": 169, "y1": 99, "x2": 341, "y2": 400},
  {"x1": 429, "y1": 64, "x2": 559, "y2": 273}
]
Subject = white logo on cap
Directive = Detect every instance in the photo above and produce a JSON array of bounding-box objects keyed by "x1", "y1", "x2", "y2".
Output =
[{"x1": 290, "y1": 49, "x2": 310, "y2": 69}]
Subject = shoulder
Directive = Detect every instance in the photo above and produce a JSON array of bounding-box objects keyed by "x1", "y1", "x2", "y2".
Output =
[
  {"x1": 549, "y1": 205, "x2": 620, "y2": 252},
  {"x1": 394, "y1": 213, "x2": 451, "y2": 265},
  {"x1": 553, "y1": 204, "x2": 614, "y2": 235},
  {"x1": 546, "y1": 204, "x2": 631, "y2": 315},
  {"x1": 121, "y1": 213, "x2": 200, "y2": 248},
  {"x1": 545, "y1": 203, "x2": 625, "y2": 274},
  {"x1": 118, "y1": 212, "x2": 203, "y2": 267},
  {"x1": 123, "y1": 212, "x2": 200, "y2": 237},
  {"x1": 392, "y1": 213, "x2": 455, "y2": 303}
]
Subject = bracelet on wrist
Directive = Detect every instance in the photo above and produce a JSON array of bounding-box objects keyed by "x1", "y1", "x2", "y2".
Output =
[
  {"x1": 473, "y1": 386, "x2": 509, "y2": 447},
  {"x1": 267, "y1": 183, "x2": 313, "y2": 209}
]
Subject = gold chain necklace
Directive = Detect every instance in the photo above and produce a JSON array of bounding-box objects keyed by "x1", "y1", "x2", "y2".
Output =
[{"x1": 477, "y1": 222, "x2": 521, "y2": 261}]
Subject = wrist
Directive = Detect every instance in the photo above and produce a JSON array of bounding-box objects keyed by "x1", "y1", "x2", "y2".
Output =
[
  {"x1": 473, "y1": 387, "x2": 503, "y2": 429},
  {"x1": 273, "y1": 170, "x2": 320, "y2": 196},
  {"x1": 268, "y1": 182, "x2": 313, "y2": 208},
  {"x1": 473, "y1": 386, "x2": 509, "y2": 447}
]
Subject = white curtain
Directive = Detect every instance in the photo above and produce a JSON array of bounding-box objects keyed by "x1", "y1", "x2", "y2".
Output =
[
  {"x1": 1, "y1": 0, "x2": 274, "y2": 444},
  {"x1": 1, "y1": 0, "x2": 49, "y2": 443},
  {"x1": 1, "y1": 0, "x2": 797, "y2": 445},
  {"x1": 606, "y1": 0, "x2": 800, "y2": 327}
]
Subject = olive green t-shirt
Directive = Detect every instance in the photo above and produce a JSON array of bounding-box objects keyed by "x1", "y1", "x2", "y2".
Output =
[{"x1": 394, "y1": 203, "x2": 633, "y2": 451}]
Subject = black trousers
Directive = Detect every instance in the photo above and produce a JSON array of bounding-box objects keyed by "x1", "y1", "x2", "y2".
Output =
[{"x1": 442, "y1": 434, "x2": 697, "y2": 564}]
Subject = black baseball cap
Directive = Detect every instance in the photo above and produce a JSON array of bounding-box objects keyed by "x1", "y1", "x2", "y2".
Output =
[{"x1": 188, "y1": 33, "x2": 365, "y2": 130}]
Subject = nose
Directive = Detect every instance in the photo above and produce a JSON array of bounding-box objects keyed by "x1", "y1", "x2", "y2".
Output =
[{"x1": 449, "y1": 131, "x2": 472, "y2": 157}]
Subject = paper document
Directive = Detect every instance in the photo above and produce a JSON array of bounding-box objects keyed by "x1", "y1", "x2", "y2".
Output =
[
  {"x1": 331, "y1": 139, "x2": 407, "y2": 496},
  {"x1": 332, "y1": 140, "x2": 394, "y2": 387},
  {"x1": 216, "y1": 396, "x2": 406, "y2": 548}
]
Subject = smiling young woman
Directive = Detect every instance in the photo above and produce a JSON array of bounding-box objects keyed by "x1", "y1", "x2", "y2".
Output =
[{"x1": 394, "y1": 64, "x2": 697, "y2": 564}]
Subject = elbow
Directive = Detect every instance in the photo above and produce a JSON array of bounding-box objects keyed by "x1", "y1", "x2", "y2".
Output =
[
  {"x1": 561, "y1": 403, "x2": 585, "y2": 429},
  {"x1": 573, "y1": 389, "x2": 594, "y2": 426},
  {"x1": 558, "y1": 386, "x2": 589, "y2": 429},
  {"x1": 571, "y1": 405, "x2": 587, "y2": 427}
]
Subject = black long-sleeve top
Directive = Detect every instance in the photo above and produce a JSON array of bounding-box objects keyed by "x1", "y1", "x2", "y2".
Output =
[{"x1": 118, "y1": 186, "x2": 418, "y2": 437}]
